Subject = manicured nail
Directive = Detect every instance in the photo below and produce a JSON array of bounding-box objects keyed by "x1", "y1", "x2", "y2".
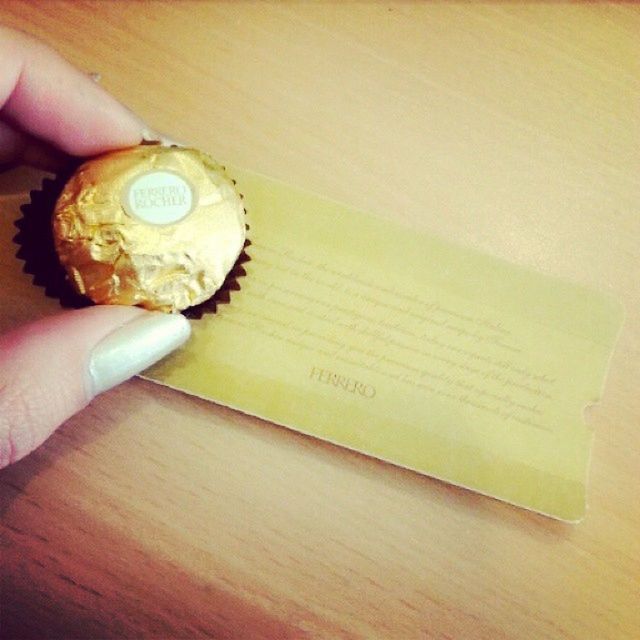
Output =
[
  {"x1": 88, "y1": 312, "x2": 191, "y2": 397},
  {"x1": 141, "y1": 127, "x2": 160, "y2": 143},
  {"x1": 141, "y1": 127, "x2": 187, "y2": 147}
]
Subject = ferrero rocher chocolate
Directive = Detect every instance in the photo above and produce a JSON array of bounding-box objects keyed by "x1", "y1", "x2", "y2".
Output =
[{"x1": 52, "y1": 145, "x2": 246, "y2": 312}]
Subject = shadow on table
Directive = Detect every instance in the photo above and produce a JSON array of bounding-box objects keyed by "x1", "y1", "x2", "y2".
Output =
[
  {"x1": 3, "y1": 520, "x2": 308, "y2": 640},
  {"x1": 0, "y1": 166, "x2": 49, "y2": 195},
  {"x1": 1, "y1": 375, "x2": 571, "y2": 639},
  {"x1": 0, "y1": 384, "x2": 323, "y2": 639}
]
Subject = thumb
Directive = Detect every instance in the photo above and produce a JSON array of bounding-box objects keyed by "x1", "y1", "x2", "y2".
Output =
[{"x1": 0, "y1": 306, "x2": 190, "y2": 468}]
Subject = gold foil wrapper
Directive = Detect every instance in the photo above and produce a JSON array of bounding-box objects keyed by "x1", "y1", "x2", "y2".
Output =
[{"x1": 52, "y1": 145, "x2": 246, "y2": 312}]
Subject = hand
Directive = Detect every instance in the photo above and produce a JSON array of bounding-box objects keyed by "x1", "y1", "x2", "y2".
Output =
[{"x1": 0, "y1": 27, "x2": 191, "y2": 468}]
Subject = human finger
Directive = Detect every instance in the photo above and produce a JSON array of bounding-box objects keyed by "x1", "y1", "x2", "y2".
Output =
[
  {"x1": 0, "y1": 26, "x2": 145, "y2": 157},
  {"x1": 0, "y1": 306, "x2": 191, "y2": 468}
]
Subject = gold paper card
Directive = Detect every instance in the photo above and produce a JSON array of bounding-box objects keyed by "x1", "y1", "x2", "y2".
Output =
[
  {"x1": 0, "y1": 167, "x2": 622, "y2": 521},
  {"x1": 144, "y1": 168, "x2": 622, "y2": 522}
]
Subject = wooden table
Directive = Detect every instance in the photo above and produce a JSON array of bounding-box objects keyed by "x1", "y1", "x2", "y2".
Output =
[{"x1": 1, "y1": 3, "x2": 638, "y2": 638}]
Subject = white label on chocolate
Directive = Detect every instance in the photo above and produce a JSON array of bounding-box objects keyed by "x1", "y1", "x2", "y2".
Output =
[{"x1": 123, "y1": 170, "x2": 197, "y2": 225}]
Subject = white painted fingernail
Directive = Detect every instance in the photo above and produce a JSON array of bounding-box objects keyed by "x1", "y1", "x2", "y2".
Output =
[
  {"x1": 141, "y1": 127, "x2": 161, "y2": 143},
  {"x1": 88, "y1": 312, "x2": 191, "y2": 397},
  {"x1": 141, "y1": 127, "x2": 187, "y2": 147}
]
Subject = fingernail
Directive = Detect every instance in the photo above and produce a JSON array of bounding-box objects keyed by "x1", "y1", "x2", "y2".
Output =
[
  {"x1": 88, "y1": 72, "x2": 102, "y2": 83},
  {"x1": 88, "y1": 312, "x2": 191, "y2": 397},
  {"x1": 141, "y1": 127, "x2": 161, "y2": 143},
  {"x1": 141, "y1": 127, "x2": 187, "y2": 148}
]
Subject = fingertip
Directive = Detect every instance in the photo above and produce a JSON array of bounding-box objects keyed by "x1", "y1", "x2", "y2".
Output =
[{"x1": 88, "y1": 311, "x2": 191, "y2": 397}]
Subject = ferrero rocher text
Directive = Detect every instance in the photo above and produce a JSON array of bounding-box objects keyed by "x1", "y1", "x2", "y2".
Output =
[{"x1": 52, "y1": 145, "x2": 246, "y2": 312}]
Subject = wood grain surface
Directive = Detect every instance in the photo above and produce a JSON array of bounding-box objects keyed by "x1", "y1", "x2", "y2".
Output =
[{"x1": 1, "y1": 2, "x2": 639, "y2": 639}]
